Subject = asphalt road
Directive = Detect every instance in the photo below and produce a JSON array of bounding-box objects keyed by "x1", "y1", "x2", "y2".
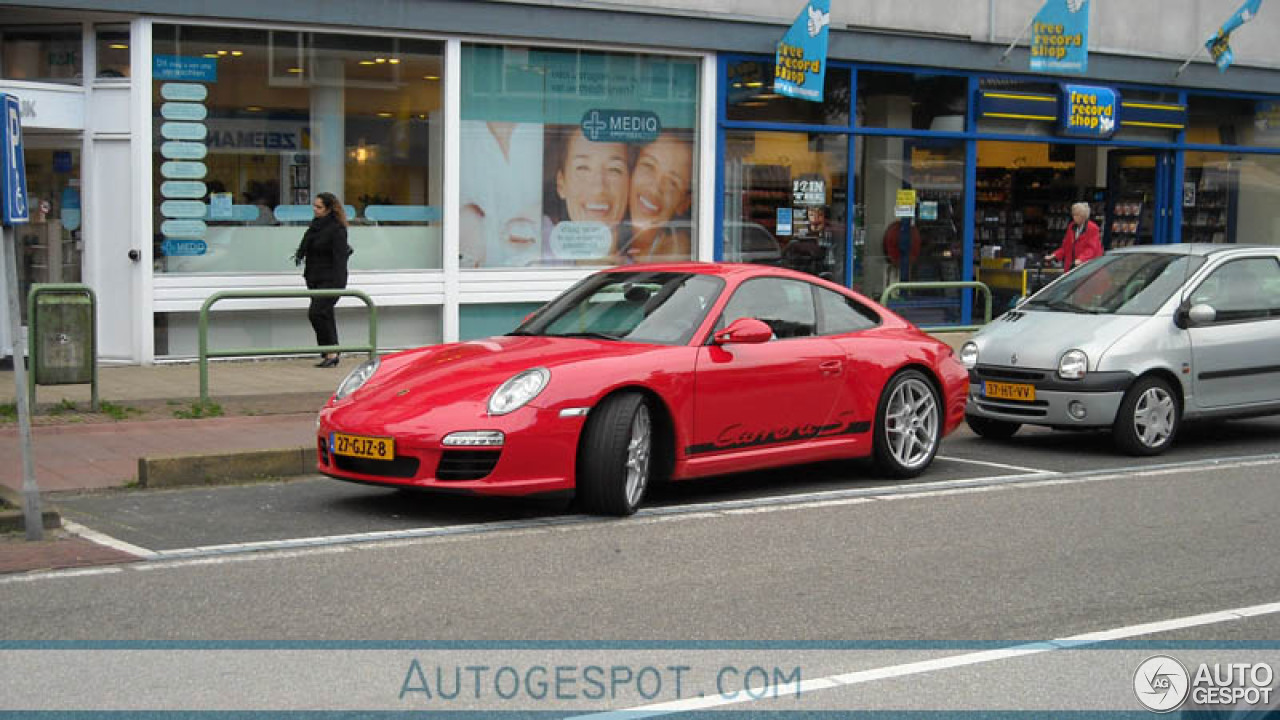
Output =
[
  {"x1": 45, "y1": 416, "x2": 1280, "y2": 552},
  {"x1": 2, "y1": 419, "x2": 1278, "y2": 714}
]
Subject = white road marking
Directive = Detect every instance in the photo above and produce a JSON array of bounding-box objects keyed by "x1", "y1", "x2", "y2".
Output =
[
  {"x1": 61, "y1": 520, "x2": 157, "y2": 558},
  {"x1": 936, "y1": 455, "x2": 1056, "y2": 474},
  {"x1": 6, "y1": 452, "x2": 1278, "y2": 583},
  {"x1": 565, "y1": 600, "x2": 1280, "y2": 720}
]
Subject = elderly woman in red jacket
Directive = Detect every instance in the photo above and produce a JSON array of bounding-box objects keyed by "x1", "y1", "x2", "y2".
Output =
[{"x1": 1046, "y1": 202, "x2": 1103, "y2": 269}]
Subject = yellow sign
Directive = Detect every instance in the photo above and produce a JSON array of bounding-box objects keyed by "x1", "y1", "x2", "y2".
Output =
[{"x1": 896, "y1": 189, "x2": 917, "y2": 207}]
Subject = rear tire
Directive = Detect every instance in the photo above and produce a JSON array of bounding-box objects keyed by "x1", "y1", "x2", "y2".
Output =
[
  {"x1": 1113, "y1": 376, "x2": 1180, "y2": 456},
  {"x1": 577, "y1": 392, "x2": 652, "y2": 516},
  {"x1": 873, "y1": 370, "x2": 942, "y2": 478},
  {"x1": 966, "y1": 415, "x2": 1021, "y2": 440}
]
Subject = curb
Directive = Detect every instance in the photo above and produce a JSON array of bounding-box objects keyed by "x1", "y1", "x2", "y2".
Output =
[
  {"x1": 0, "y1": 484, "x2": 62, "y2": 532},
  {"x1": 138, "y1": 447, "x2": 315, "y2": 488}
]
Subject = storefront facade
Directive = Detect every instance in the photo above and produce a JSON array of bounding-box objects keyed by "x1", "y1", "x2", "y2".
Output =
[
  {"x1": 1, "y1": 1, "x2": 1278, "y2": 363},
  {"x1": 719, "y1": 58, "x2": 1280, "y2": 322}
]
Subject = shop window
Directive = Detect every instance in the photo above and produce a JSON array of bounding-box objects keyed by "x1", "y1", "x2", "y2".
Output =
[
  {"x1": 725, "y1": 60, "x2": 850, "y2": 126},
  {"x1": 1188, "y1": 95, "x2": 1279, "y2": 148},
  {"x1": 460, "y1": 44, "x2": 700, "y2": 268},
  {"x1": 1182, "y1": 152, "x2": 1280, "y2": 247},
  {"x1": 0, "y1": 25, "x2": 81, "y2": 84},
  {"x1": 95, "y1": 24, "x2": 130, "y2": 80},
  {"x1": 151, "y1": 25, "x2": 443, "y2": 274},
  {"x1": 857, "y1": 70, "x2": 967, "y2": 132},
  {"x1": 723, "y1": 130, "x2": 846, "y2": 284},
  {"x1": 856, "y1": 136, "x2": 967, "y2": 324}
]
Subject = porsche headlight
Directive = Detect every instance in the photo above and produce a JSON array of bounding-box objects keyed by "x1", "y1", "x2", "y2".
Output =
[
  {"x1": 959, "y1": 342, "x2": 979, "y2": 369},
  {"x1": 1058, "y1": 350, "x2": 1088, "y2": 380},
  {"x1": 335, "y1": 357, "x2": 380, "y2": 400},
  {"x1": 488, "y1": 368, "x2": 550, "y2": 416}
]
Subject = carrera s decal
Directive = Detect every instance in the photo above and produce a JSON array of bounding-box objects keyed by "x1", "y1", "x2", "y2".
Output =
[{"x1": 685, "y1": 417, "x2": 871, "y2": 456}]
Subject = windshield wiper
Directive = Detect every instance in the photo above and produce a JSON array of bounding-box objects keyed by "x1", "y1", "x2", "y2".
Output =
[
  {"x1": 557, "y1": 331, "x2": 623, "y2": 341},
  {"x1": 505, "y1": 329, "x2": 538, "y2": 336}
]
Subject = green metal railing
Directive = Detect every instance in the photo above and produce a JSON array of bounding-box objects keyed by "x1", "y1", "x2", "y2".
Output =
[
  {"x1": 880, "y1": 281, "x2": 993, "y2": 332},
  {"x1": 198, "y1": 289, "x2": 378, "y2": 405}
]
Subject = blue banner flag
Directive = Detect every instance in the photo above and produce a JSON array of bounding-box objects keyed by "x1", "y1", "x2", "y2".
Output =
[
  {"x1": 1030, "y1": 0, "x2": 1091, "y2": 74},
  {"x1": 1206, "y1": 0, "x2": 1265, "y2": 72},
  {"x1": 774, "y1": 0, "x2": 830, "y2": 103}
]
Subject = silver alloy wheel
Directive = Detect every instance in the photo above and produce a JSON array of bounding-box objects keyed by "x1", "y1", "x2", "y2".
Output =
[
  {"x1": 884, "y1": 377, "x2": 940, "y2": 469},
  {"x1": 1132, "y1": 385, "x2": 1176, "y2": 448},
  {"x1": 623, "y1": 404, "x2": 652, "y2": 507}
]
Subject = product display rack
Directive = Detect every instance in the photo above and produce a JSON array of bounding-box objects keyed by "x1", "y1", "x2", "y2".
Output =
[{"x1": 1182, "y1": 168, "x2": 1232, "y2": 244}]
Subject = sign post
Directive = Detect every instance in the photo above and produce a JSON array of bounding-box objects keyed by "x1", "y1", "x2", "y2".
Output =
[{"x1": 1, "y1": 92, "x2": 43, "y2": 541}]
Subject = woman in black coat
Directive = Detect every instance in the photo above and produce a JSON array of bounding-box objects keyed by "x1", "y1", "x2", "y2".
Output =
[{"x1": 294, "y1": 192, "x2": 351, "y2": 368}]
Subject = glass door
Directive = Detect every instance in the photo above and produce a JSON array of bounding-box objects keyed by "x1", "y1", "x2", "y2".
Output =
[
  {"x1": 14, "y1": 144, "x2": 82, "y2": 323},
  {"x1": 1105, "y1": 150, "x2": 1176, "y2": 248}
]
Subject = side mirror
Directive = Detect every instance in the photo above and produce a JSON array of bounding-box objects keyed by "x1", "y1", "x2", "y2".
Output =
[
  {"x1": 1175, "y1": 302, "x2": 1216, "y2": 328},
  {"x1": 1187, "y1": 303, "x2": 1216, "y2": 327},
  {"x1": 713, "y1": 317, "x2": 773, "y2": 345}
]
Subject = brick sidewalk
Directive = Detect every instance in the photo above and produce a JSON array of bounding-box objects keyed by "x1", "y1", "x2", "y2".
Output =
[{"x1": 0, "y1": 532, "x2": 140, "y2": 575}]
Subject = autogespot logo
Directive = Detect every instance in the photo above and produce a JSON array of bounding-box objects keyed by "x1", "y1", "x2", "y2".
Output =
[{"x1": 1135, "y1": 655, "x2": 1190, "y2": 713}]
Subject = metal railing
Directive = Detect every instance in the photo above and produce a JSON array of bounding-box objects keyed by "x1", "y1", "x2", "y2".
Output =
[
  {"x1": 880, "y1": 281, "x2": 993, "y2": 333},
  {"x1": 198, "y1": 289, "x2": 378, "y2": 405}
]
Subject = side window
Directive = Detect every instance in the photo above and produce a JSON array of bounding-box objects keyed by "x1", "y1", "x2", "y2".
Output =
[
  {"x1": 816, "y1": 286, "x2": 880, "y2": 335},
  {"x1": 1190, "y1": 258, "x2": 1280, "y2": 323},
  {"x1": 720, "y1": 277, "x2": 816, "y2": 339}
]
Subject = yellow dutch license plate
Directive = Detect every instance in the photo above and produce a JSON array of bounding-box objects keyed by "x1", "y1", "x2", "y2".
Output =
[
  {"x1": 331, "y1": 432, "x2": 395, "y2": 461},
  {"x1": 984, "y1": 381, "x2": 1036, "y2": 402}
]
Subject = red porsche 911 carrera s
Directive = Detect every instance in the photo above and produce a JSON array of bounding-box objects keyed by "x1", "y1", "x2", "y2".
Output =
[{"x1": 316, "y1": 263, "x2": 969, "y2": 515}]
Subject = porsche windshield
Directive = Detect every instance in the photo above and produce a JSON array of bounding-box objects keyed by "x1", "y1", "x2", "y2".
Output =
[
  {"x1": 1022, "y1": 252, "x2": 1205, "y2": 316},
  {"x1": 513, "y1": 272, "x2": 725, "y2": 345}
]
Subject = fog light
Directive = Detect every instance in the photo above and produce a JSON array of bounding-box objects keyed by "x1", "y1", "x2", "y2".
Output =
[
  {"x1": 442, "y1": 431, "x2": 505, "y2": 447},
  {"x1": 1068, "y1": 401, "x2": 1087, "y2": 420}
]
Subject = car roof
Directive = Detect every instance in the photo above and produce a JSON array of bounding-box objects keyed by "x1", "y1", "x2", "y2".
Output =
[{"x1": 1109, "y1": 243, "x2": 1279, "y2": 258}]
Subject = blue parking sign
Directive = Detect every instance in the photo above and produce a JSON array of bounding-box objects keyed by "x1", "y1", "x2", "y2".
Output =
[{"x1": 2, "y1": 94, "x2": 30, "y2": 226}]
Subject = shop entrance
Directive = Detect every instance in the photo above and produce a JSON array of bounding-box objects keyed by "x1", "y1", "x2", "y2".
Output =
[{"x1": 1106, "y1": 150, "x2": 1177, "y2": 247}]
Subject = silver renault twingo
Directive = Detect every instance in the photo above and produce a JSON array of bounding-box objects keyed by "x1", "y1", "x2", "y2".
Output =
[{"x1": 960, "y1": 244, "x2": 1280, "y2": 455}]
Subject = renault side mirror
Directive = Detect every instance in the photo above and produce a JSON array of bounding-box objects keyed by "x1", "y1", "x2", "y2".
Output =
[{"x1": 1176, "y1": 302, "x2": 1215, "y2": 329}]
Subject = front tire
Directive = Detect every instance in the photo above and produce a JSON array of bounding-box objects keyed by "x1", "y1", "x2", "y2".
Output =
[
  {"x1": 1113, "y1": 376, "x2": 1180, "y2": 456},
  {"x1": 966, "y1": 415, "x2": 1021, "y2": 440},
  {"x1": 874, "y1": 370, "x2": 943, "y2": 478},
  {"x1": 577, "y1": 392, "x2": 653, "y2": 516}
]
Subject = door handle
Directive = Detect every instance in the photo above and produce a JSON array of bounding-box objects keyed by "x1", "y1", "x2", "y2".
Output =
[{"x1": 819, "y1": 360, "x2": 843, "y2": 376}]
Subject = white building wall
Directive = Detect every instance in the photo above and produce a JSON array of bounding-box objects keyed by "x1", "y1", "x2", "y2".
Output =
[{"x1": 518, "y1": 0, "x2": 1280, "y2": 69}]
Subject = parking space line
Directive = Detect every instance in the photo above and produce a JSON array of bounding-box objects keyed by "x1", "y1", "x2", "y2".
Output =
[
  {"x1": 936, "y1": 455, "x2": 1058, "y2": 474},
  {"x1": 565, "y1": 600, "x2": 1280, "y2": 720},
  {"x1": 20, "y1": 452, "x2": 1280, "y2": 581},
  {"x1": 62, "y1": 520, "x2": 157, "y2": 559}
]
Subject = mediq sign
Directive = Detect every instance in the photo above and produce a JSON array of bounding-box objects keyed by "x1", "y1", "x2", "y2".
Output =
[{"x1": 1059, "y1": 84, "x2": 1116, "y2": 138}]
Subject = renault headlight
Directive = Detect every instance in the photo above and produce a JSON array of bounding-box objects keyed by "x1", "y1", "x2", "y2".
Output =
[
  {"x1": 959, "y1": 342, "x2": 979, "y2": 369},
  {"x1": 488, "y1": 368, "x2": 550, "y2": 416},
  {"x1": 1057, "y1": 350, "x2": 1088, "y2": 380},
  {"x1": 335, "y1": 357, "x2": 380, "y2": 400}
]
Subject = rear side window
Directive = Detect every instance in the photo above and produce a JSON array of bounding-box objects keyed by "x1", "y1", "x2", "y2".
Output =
[{"x1": 815, "y1": 285, "x2": 880, "y2": 334}]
